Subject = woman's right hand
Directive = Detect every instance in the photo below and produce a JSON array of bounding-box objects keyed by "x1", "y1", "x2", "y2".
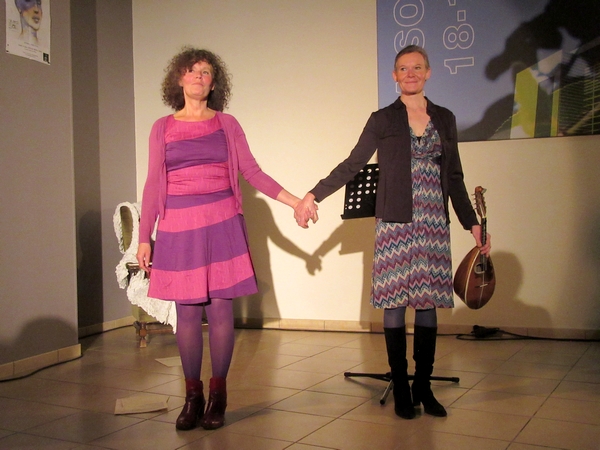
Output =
[
  {"x1": 294, "y1": 193, "x2": 319, "y2": 228},
  {"x1": 136, "y1": 243, "x2": 152, "y2": 274}
]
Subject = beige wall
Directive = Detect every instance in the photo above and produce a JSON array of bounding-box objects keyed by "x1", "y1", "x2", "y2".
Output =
[{"x1": 132, "y1": 0, "x2": 600, "y2": 334}]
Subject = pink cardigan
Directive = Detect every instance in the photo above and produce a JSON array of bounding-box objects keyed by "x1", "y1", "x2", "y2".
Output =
[{"x1": 139, "y1": 112, "x2": 284, "y2": 244}]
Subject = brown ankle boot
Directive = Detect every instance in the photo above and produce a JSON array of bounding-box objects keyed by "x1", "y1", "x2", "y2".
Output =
[
  {"x1": 199, "y1": 377, "x2": 227, "y2": 430},
  {"x1": 176, "y1": 379, "x2": 205, "y2": 430}
]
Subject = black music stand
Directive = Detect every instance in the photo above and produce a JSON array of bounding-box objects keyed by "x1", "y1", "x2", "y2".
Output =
[
  {"x1": 341, "y1": 165, "x2": 460, "y2": 404},
  {"x1": 341, "y1": 164, "x2": 379, "y2": 220}
]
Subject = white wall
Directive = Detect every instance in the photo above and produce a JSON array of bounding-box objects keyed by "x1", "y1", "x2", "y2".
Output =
[{"x1": 132, "y1": 0, "x2": 600, "y2": 333}]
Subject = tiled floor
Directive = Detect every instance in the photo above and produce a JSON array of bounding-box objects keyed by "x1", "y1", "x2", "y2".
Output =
[{"x1": 0, "y1": 326, "x2": 599, "y2": 449}]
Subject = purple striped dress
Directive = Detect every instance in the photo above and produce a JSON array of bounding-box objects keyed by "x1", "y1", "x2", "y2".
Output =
[
  {"x1": 147, "y1": 115, "x2": 258, "y2": 303},
  {"x1": 371, "y1": 121, "x2": 453, "y2": 310}
]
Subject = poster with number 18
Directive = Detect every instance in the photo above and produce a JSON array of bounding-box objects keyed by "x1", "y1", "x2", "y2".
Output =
[{"x1": 377, "y1": 0, "x2": 600, "y2": 141}]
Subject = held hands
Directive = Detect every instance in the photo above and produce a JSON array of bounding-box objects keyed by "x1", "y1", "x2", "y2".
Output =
[
  {"x1": 136, "y1": 242, "x2": 152, "y2": 274},
  {"x1": 305, "y1": 253, "x2": 322, "y2": 275},
  {"x1": 277, "y1": 189, "x2": 318, "y2": 229},
  {"x1": 471, "y1": 225, "x2": 491, "y2": 257},
  {"x1": 294, "y1": 193, "x2": 319, "y2": 228}
]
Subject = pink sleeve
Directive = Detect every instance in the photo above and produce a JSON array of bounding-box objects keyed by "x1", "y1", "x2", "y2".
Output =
[
  {"x1": 139, "y1": 118, "x2": 166, "y2": 244},
  {"x1": 230, "y1": 117, "x2": 283, "y2": 199}
]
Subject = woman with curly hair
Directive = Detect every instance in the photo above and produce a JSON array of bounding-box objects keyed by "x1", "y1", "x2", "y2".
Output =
[{"x1": 137, "y1": 47, "x2": 316, "y2": 431}]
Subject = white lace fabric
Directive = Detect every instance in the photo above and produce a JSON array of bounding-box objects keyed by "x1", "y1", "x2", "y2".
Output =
[{"x1": 113, "y1": 202, "x2": 177, "y2": 332}]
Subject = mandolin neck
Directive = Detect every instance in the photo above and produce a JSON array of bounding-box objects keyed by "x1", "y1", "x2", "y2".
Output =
[
  {"x1": 480, "y1": 218, "x2": 487, "y2": 246},
  {"x1": 479, "y1": 218, "x2": 488, "y2": 266}
]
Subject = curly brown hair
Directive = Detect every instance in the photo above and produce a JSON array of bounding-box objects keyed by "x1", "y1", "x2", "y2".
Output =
[{"x1": 161, "y1": 47, "x2": 232, "y2": 112}]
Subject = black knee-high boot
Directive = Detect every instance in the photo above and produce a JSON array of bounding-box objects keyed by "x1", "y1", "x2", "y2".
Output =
[
  {"x1": 384, "y1": 326, "x2": 415, "y2": 419},
  {"x1": 412, "y1": 325, "x2": 447, "y2": 417}
]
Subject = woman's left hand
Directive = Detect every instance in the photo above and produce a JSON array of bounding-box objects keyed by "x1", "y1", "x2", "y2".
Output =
[
  {"x1": 294, "y1": 193, "x2": 319, "y2": 228},
  {"x1": 471, "y1": 225, "x2": 491, "y2": 256}
]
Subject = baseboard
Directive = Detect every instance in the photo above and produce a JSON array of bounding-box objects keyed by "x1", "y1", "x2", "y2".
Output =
[
  {"x1": 234, "y1": 317, "x2": 373, "y2": 333},
  {"x1": 78, "y1": 315, "x2": 137, "y2": 338},
  {"x1": 78, "y1": 315, "x2": 600, "y2": 340},
  {"x1": 0, "y1": 344, "x2": 81, "y2": 381},
  {"x1": 234, "y1": 318, "x2": 599, "y2": 340}
]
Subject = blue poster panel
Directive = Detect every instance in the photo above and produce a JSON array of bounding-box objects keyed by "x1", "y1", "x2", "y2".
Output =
[{"x1": 377, "y1": 0, "x2": 600, "y2": 141}]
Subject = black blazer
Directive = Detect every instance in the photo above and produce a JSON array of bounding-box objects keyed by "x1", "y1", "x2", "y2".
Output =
[{"x1": 310, "y1": 97, "x2": 478, "y2": 230}]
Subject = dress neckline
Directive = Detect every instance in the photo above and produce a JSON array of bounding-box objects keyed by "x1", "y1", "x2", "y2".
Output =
[
  {"x1": 171, "y1": 113, "x2": 218, "y2": 123},
  {"x1": 410, "y1": 120, "x2": 432, "y2": 139}
]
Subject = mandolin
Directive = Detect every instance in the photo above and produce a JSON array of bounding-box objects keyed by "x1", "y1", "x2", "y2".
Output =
[{"x1": 453, "y1": 186, "x2": 496, "y2": 309}]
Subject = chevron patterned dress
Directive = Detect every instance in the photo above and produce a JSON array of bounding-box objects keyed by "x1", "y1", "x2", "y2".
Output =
[{"x1": 371, "y1": 121, "x2": 453, "y2": 310}]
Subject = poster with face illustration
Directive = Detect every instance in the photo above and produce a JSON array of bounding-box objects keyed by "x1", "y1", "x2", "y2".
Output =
[
  {"x1": 377, "y1": 0, "x2": 600, "y2": 141},
  {"x1": 6, "y1": 0, "x2": 51, "y2": 64}
]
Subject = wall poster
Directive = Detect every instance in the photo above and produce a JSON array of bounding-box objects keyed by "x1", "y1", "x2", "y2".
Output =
[
  {"x1": 377, "y1": 0, "x2": 600, "y2": 141},
  {"x1": 6, "y1": 0, "x2": 51, "y2": 65}
]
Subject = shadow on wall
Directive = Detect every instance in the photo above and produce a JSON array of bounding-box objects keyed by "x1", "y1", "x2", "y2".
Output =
[
  {"x1": 77, "y1": 209, "x2": 104, "y2": 329},
  {"x1": 235, "y1": 181, "x2": 320, "y2": 324},
  {"x1": 460, "y1": 0, "x2": 600, "y2": 141},
  {"x1": 312, "y1": 218, "x2": 376, "y2": 324},
  {"x1": 444, "y1": 251, "x2": 552, "y2": 330},
  {"x1": 0, "y1": 318, "x2": 78, "y2": 366}
]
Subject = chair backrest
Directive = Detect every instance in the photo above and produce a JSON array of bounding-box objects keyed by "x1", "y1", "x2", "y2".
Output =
[
  {"x1": 114, "y1": 201, "x2": 142, "y2": 255},
  {"x1": 119, "y1": 205, "x2": 134, "y2": 252}
]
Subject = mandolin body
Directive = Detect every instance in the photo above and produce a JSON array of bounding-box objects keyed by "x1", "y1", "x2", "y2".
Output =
[{"x1": 454, "y1": 246, "x2": 496, "y2": 309}]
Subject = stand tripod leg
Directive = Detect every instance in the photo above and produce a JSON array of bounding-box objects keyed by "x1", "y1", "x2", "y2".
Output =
[
  {"x1": 430, "y1": 375, "x2": 459, "y2": 383},
  {"x1": 343, "y1": 372, "x2": 394, "y2": 404},
  {"x1": 343, "y1": 371, "x2": 459, "y2": 405},
  {"x1": 380, "y1": 380, "x2": 394, "y2": 405},
  {"x1": 343, "y1": 372, "x2": 392, "y2": 383}
]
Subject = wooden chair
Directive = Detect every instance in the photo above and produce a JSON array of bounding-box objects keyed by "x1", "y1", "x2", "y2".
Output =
[{"x1": 114, "y1": 202, "x2": 176, "y2": 347}]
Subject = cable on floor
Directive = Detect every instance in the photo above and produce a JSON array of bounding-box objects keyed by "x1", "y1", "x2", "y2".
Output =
[{"x1": 447, "y1": 325, "x2": 600, "y2": 342}]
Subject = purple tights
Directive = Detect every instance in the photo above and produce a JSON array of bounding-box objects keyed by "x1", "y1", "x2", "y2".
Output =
[{"x1": 175, "y1": 298, "x2": 234, "y2": 380}]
